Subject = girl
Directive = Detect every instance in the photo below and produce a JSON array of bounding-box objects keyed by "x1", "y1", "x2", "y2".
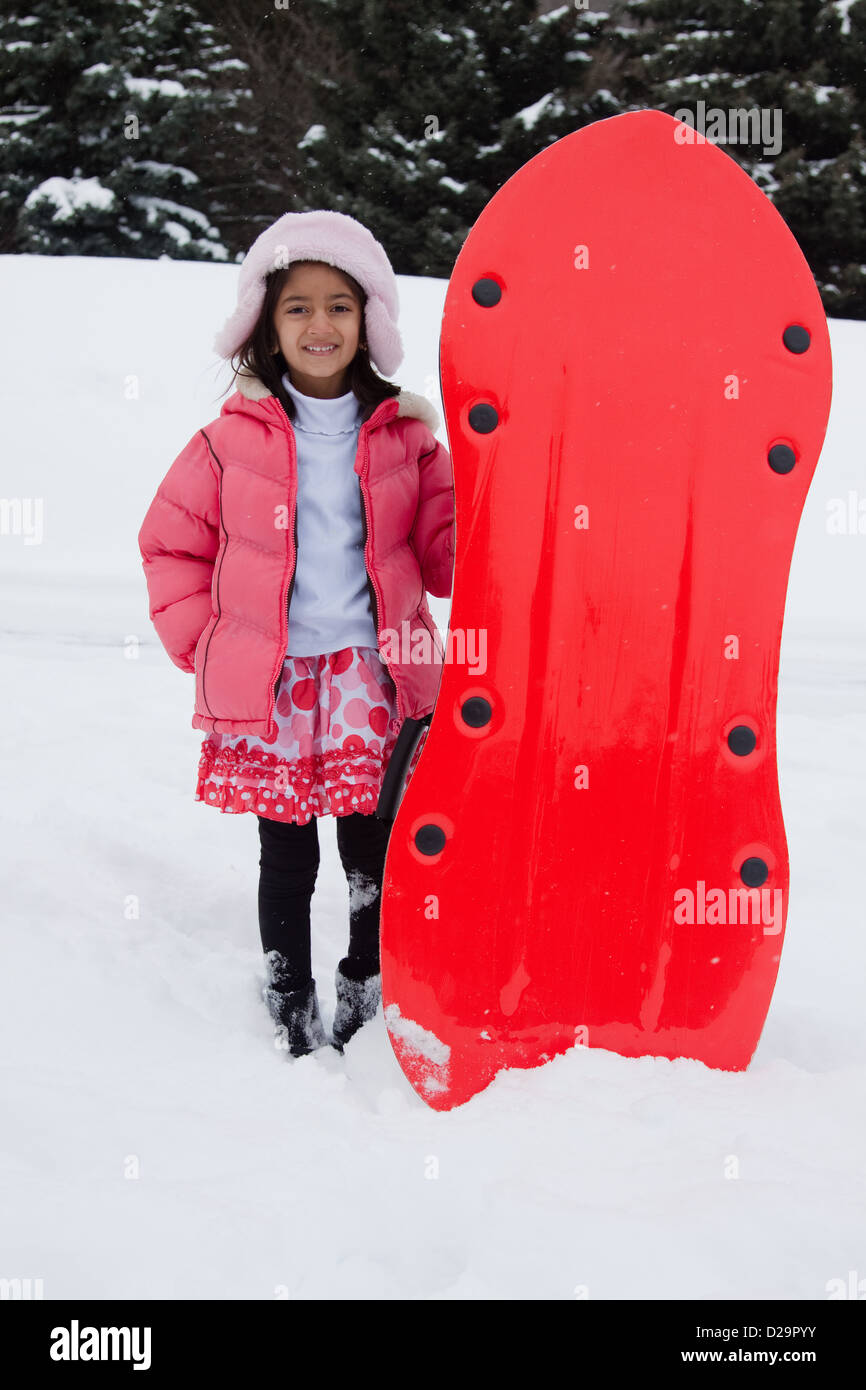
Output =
[{"x1": 138, "y1": 210, "x2": 455, "y2": 1060}]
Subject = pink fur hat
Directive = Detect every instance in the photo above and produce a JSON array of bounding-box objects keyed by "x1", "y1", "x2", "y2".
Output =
[{"x1": 213, "y1": 209, "x2": 404, "y2": 376}]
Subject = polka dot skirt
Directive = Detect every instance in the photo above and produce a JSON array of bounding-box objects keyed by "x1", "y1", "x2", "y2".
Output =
[{"x1": 195, "y1": 646, "x2": 425, "y2": 825}]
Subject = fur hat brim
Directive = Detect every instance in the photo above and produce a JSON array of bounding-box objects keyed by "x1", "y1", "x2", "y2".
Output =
[{"x1": 213, "y1": 209, "x2": 404, "y2": 377}]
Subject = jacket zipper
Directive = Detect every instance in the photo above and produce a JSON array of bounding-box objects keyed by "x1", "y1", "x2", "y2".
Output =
[
  {"x1": 272, "y1": 507, "x2": 299, "y2": 706},
  {"x1": 271, "y1": 397, "x2": 299, "y2": 714},
  {"x1": 268, "y1": 397, "x2": 402, "y2": 724}
]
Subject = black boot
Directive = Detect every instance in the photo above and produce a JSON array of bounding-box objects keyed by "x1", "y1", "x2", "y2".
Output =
[
  {"x1": 262, "y1": 952, "x2": 328, "y2": 1058},
  {"x1": 331, "y1": 957, "x2": 382, "y2": 1052}
]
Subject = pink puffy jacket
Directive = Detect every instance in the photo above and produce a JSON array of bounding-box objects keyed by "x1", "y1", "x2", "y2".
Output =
[{"x1": 138, "y1": 368, "x2": 455, "y2": 737}]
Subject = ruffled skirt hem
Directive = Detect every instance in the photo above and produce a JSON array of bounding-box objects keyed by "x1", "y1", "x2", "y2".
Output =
[{"x1": 195, "y1": 741, "x2": 398, "y2": 825}]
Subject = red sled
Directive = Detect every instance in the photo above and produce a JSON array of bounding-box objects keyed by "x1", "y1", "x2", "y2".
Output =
[{"x1": 377, "y1": 109, "x2": 833, "y2": 1110}]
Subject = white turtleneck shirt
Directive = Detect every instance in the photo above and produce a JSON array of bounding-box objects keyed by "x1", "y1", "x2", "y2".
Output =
[{"x1": 281, "y1": 373, "x2": 380, "y2": 658}]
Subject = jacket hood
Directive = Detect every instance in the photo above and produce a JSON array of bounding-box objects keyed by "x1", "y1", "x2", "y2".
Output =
[{"x1": 228, "y1": 365, "x2": 441, "y2": 434}]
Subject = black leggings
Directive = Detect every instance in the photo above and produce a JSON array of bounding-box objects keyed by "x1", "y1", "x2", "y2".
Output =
[{"x1": 257, "y1": 811, "x2": 392, "y2": 992}]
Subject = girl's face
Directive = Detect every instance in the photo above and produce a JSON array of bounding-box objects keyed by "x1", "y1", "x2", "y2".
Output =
[{"x1": 272, "y1": 262, "x2": 363, "y2": 397}]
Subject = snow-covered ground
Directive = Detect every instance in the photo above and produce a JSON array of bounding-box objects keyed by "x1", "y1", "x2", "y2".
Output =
[{"x1": 1, "y1": 254, "x2": 863, "y2": 1299}]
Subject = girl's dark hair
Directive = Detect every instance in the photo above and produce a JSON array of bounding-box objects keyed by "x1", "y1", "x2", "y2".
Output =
[{"x1": 219, "y1": 260, "x2": 400, "y2": 423}]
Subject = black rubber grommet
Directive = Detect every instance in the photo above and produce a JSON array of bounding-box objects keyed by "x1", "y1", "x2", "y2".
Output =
[
  {"x1": 461, "y1": 697, "x2": 492, "y2": 727},
  {"x1": 783, "y1": 325, "x2": 810, "y2": 354},
  {"x1": 415, "y1": 824, "x2": 446, "y2": 856},
  {"x1": 472, "y1": 278, "x2": 502, "y2": 307},
  {"x1": 728, "y1": 725, "x2": 757, "y2": 756},
  {"x1": 768, "y1": 444, "x2": 796, "y2": 474},
  {"x1": 468, "y1": 403, "x2": 499, "y2": 433},
  {"x1": 740, "y1": 857, "x2": 769, "y2": 887}
]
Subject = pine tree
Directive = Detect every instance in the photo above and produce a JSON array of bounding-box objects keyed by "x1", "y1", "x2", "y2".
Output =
[
  {"x1": 295, "y1": 0, "x2": 622, "y2": 276},
  {"x1": 617, "y1": 0, "x2": 866, "y2": 315},
  {"x1": 0, "y1": 0, "x2": 242, "y2": 258},
  {"x1": 186, "y1": 0, "x2": 347, "y2": 259}
]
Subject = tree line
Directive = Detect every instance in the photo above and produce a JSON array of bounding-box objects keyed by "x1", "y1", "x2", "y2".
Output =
[{"x1": 1, "y1": 0, "x2": 863, "y2": 315}]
